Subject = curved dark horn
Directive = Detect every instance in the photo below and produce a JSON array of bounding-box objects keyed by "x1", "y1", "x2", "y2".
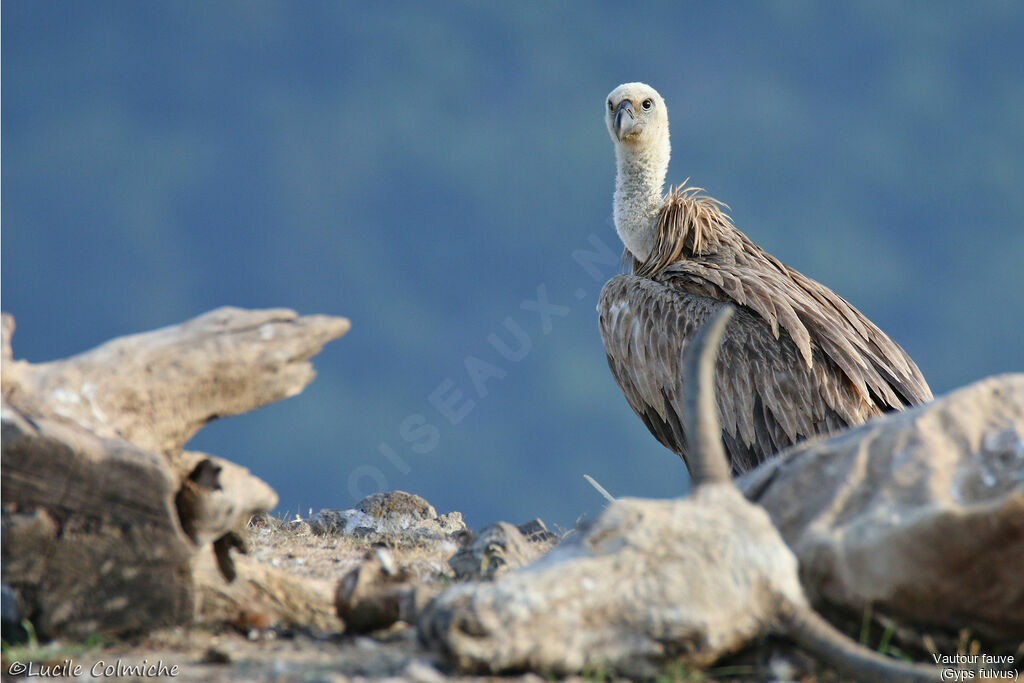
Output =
[{"x1": 682, "y1": 304, "x2": 734, "y2": 488}]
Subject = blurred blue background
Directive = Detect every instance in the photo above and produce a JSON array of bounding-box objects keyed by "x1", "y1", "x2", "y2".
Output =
[{"x1": 3, "y1": 2, "x2": 1022, "y2": 529}]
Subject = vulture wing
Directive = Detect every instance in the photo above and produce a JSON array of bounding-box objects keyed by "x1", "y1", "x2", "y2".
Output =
[{"x1": 598, "y1": 270, "x2": 927, "y2": 475}]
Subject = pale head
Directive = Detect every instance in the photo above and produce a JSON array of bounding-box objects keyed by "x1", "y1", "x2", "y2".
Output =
[
  {"x1": 606, "y1": 82, "x2": 672, "y2": 262},
  {"x1": 605, "y1": 82, "x2": 669, "y2": 148}
]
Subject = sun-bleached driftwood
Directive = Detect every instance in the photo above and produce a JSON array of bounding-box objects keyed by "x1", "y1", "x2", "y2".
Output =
[
  {"x1": 2, "y1": 403, "x2": 196, "y2": 638},
  {"x1": 193, "y1": 550, "x2": 342, "y2": 633},
  {"x1": 1, "y1": 308, "x2": 348, "y2": 640},
  {"x1": 2, "y1": 307, "x2": 349, "y2": 455}
]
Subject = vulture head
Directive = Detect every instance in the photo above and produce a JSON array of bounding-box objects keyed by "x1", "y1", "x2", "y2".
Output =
[
  {"x1": 605, "y1": 82, "x2": 669, "y2": 147},
  {"x1": 606, "y1": 82, "x2": 672, "y2": 263}
]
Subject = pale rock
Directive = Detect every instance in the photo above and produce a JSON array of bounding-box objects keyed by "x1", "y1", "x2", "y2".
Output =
[
  {"x1": 310, "y1": 491, "x2": 466, "y2": 538},
  {"x1": 448, "y1": 521, "x2": 554, "y2": 581},
  {"x1": 740, "y1": 373, "x2": 1024, "y2": 643},
  {"x1": 419, "y1": 485, "x2": 806, "y2": 677}
]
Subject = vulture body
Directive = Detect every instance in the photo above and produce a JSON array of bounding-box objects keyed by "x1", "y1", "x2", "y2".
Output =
[{"x1": 599, "y1": 83, "x2": 932, "y2": 476}]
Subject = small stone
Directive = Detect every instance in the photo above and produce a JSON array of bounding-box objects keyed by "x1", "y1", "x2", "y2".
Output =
[
  {"x1": 767, "y1": 652, "x2": 801, "y2": 681},
  {"x1": 281, "y1": 519, "x2": 311, "y2": 535},
  {"x1": 448, "y1": 522, "x2": 546, "y2": 581},
  {"x1": 433, "y1": 511, "x2": 467, "y2": 535},
  {"x1": 517, "y1": 518, "x2": 559, "y2": 545},
  {"x1": 357, "y1": 490, "x2": 436, "y2": 519},
  {"x1": 374, "y1": 547, "x2": 397, "y2": 576},
  {"x1": 248, "y1": 511, "x2": 276, "y2": 529},
  {"x1": 202, "y1": 647, "x2": 232, "y2": 664},
  {"x1": 309, "y1": 509, "x2": 348, "y2": 535},
  {"x1": 308, "y1": 493, "x2": 466, "y2": 540},
  {"x1": 355, "y1": 491, "x2": 439, "y2": 534}
]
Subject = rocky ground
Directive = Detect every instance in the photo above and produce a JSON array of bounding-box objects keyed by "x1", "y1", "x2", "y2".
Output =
[
  {"x1": 0, "y1": 310, "x2": 865, "y2": 681},
  {"x1": 4, "y1": 311, "x2": 1020, "y2": 681},
  {"x1": 2, "y1": 492, "x2": 874, "y2": 682}
]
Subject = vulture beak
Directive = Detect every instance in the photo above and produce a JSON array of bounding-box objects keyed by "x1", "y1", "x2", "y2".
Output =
[{"x1": 614, "y1": 100, "x2": 636, "y2": 141}]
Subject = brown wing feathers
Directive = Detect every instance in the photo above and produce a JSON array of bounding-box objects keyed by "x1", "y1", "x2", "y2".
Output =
[
  {"x1": 601, "y1": 184, "x2": 931, "y2": 475},
  {"x1": 649, "y1": 187, "x2": 930, "y2": 409}
]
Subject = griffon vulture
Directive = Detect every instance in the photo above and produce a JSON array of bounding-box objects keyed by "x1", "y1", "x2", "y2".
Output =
[{"x1": 599, "y1": 82, "x2": 932, "y2": 476}]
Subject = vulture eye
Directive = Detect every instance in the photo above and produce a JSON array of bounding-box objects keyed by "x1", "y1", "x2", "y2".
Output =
[
  {"x1": 642, "y1": 98, "x2": 654, "y2": 111},
  {"x1": 608, "y1": 100, "x2": 614, "y2": 111}
]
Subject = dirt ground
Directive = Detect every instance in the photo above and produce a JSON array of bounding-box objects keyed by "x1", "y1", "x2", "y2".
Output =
[{"x1": 0, "y1": 513, "x2": 857, "y2": 682}]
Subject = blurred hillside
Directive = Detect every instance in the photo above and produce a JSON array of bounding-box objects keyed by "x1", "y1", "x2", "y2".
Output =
[{"x1": 3, "y1": 1, "x2": 1022, "y2": 528}]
